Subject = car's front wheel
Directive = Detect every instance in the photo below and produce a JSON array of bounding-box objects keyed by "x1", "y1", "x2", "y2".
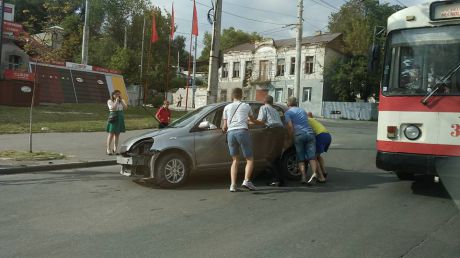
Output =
[
  {"x1": 281, "y1": 150, "x2": 301, "y2": 180},
  {"x1": 155, "y1": 153, "x2": 190, "y2": 188}
]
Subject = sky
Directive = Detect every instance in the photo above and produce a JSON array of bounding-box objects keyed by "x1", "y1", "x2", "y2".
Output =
[{"x1": 150, "y1": 0, "x2": 427, "y2": 57}]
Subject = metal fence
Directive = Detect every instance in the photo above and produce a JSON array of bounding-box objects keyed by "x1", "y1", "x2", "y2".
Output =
[{"x1": 322, "y1": 102, "x2": 379, "y2": 121}]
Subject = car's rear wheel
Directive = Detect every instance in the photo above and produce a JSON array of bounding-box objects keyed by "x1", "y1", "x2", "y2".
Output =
[
  {"x1": 281, "y1": 150, "x2": 301, "y2": 180},
  {"x1": 155, "y1": 153, "x2": 190, "y2": 188}
]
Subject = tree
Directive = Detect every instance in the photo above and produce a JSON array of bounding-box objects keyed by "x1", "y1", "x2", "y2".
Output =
[
  {"x1": 11, "y1": 0, "x2": 47, "y2": 34},
  {"x1": 326, "y1": 0, "x2": 402, "y2": 100},
  {"x1": 198, "y1": 27, "x2": 262, "y2": 71}
]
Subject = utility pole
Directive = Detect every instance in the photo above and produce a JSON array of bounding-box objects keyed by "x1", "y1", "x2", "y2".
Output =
[
  {"x1": 138, "y1": 15, "x2": 146, "y2": 106},
  {"x1": 206, "y1": 0, "x2": 222, "y2": 104},
  {"x1": 81, "y1": 0, "x2": 90, "y2": 65},
  {"x1": 177, "y1": 51, "x2": 180, "y2": 74},
  {"x1": 0, "y1": 0, "x2": 5, "y2": 76},
  {"x1": 294, "y1": 0, "x2": 303, "y2": 99},
  {"x1": 124, "y1": 26, "x2": 128, "y2": 49}
]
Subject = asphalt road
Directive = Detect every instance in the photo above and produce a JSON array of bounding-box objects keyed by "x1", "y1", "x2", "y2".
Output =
[{"x1": 1, "y1": 120, "x2": 459, "y2": 258}]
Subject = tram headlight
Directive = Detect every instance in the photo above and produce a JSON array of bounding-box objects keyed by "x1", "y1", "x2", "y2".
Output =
[{"x1": 404, "y1": 125, "x2": 421, "y2": 140}]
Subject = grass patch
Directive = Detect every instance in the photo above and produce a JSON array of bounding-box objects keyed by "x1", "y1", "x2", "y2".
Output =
[
  {"x1": 0, "y1": 150, "x2": 66, "y2": 161},
  {"x1": 0, "y1": 104, "x2": 187, "y2": 134}
]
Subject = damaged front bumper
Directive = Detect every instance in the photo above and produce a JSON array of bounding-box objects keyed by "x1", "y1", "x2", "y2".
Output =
[{"x1": 117, "y1": 151, "x2": 161, "y2": 178}]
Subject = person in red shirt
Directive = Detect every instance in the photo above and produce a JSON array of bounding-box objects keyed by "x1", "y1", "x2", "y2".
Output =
[{"x1": 155, "y1": 100, "x2": 171, "y2": 129}]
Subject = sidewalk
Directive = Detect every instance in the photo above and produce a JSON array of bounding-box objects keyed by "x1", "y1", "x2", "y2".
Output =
[{"x1": 0, "y1": 129, "x2": 151, "y2": 174}]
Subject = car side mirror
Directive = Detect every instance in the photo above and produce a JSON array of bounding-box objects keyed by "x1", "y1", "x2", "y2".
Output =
[{"x1": 198, "y1": 121, "x2": 210, "y2": 129}]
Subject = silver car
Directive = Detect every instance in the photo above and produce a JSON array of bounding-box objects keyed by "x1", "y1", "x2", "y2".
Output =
[{"x1": 117, "y1": 101, "x2": 299, "y2": 188}]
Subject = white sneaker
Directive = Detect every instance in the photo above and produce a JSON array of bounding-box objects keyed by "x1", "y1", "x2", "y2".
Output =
[
  {"x1": 242, "y1": 180, "x2": 256, "y2": 191},
  {"x1": 120, "y1": 167, "x2": 131, "y2": 177},
  {"x1": 229, "y1": 184, "x2": 237, "y2": 192}
]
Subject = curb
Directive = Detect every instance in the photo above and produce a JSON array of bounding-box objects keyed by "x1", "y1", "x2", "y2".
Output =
[{"x1": 0, "y1": 160, "x2": 117, "y2": 175}]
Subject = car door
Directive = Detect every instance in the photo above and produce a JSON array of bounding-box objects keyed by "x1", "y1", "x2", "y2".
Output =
[
  {"x1": 249, "y1": 103, "x2": 271, "y2": 164},
  {"x1": 193, "y1": 106, "x2": 231, "y2": 169}
]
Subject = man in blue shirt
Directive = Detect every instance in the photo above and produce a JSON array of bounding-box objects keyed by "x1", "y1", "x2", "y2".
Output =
[{"x1": 285, "y1": 97, "x2": 325, "y2": 184}]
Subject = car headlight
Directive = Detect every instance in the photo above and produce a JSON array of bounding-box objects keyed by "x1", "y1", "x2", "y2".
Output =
[{"x1": 404, "y1": 125, "x2": 421, "y2": 140}]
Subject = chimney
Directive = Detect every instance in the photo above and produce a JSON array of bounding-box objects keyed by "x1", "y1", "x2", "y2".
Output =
[{"x1": 315, "y1": 31, "x2": 322, "y2": 36}]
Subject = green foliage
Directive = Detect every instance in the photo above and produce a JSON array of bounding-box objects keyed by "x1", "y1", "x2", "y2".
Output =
[
  {"x1": 16, "y1": 0, "x2": 190, "y2": 94},
  {"x1": 0, "y1": 150, "x2": 66, "y2": 161},
  {"x1": 11, "y1": 0, "x2": 48, "y2": 34},
  {"x1": 0, "y1": 104, "x2": 186, "y2": 133},
  {"x1": 326, "y1": 0, "x2": 402, "y2": 100},
  {"x1": 109, "y1": 47, "x2": 134, "y2": 72},
  {"x1": 170, "y1": 77, "x2": 187, "y2": 90},
  {"x1": 328, "y1": 0, "x2": 401, "y2": 55},
  {"x1": 198, "y1": 27, "x2": 263, "y2": 71},
  {"x1": 325, "y1": 56, "x2": 371, "y2": 101}
]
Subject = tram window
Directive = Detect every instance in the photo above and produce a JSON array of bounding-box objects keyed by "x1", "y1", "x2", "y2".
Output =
[{"x1": 385, "y1": 26, "x2": 460, "y2": 96}]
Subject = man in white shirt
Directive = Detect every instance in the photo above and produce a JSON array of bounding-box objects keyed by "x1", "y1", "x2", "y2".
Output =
[{"x1": 222, "y1": 88, "x2": 259, "y2": 192}]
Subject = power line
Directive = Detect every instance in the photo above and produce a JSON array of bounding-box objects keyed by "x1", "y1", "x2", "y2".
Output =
[
  {"x1": 394, "y1": 0, "x2": 407, "y2": 7},
  {"x1": 223, "y1": 0, "x2": 296, "y2": 19},
  {"x1": 307, "y1": 0, "x2": 339, "y2": 12},
  {"x1": 194, "y1": 0, "x2": 291, "y2": 26}
]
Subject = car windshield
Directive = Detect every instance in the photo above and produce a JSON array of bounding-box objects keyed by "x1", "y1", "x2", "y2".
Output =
[
  {"x1": 168, "y1": 106, "x2": 213, "y2": 128},
  {"x1": 382, "y1": 25, "x2": 460, "y2": 96}
]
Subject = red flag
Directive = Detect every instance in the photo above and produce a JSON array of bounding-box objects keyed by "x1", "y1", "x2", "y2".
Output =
[
  {"x1": 192, "y1": 0, "x2": 199, "y2": 36},
  {"x1": 151, "y1": 12, "x2": 159, "y2": 43},
  {"x1": 170, "y1": 3, "x2": 175, "y2": 39}
]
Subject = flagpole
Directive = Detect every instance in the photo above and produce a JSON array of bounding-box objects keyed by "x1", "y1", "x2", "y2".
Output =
[
  {"x1": 145, "y1": 40, "x2": 152, "y2": 103},
  {"x1": 185, "y1": 32, "x2": 193, "y2": 111},
  {"x1": 139, "y1": 14, "x2": 146, "y2": 106},
  {"x1": 166, "y1": 38, "x2": 172, "y2": 101},
  {"x1": 192, "y1": 35, "x2": 197, "y2": 108},
  {"x1": 165, "y1": 3, "x2": 174, "y2": 101}
]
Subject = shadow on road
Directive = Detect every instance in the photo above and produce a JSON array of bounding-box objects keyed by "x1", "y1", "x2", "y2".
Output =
[
  {"x1": 135, "y1": 167, "x2": 398, "y2": 194},
  {"x1": 410, "y1": 176, "x2": 450, "y2": 199}
]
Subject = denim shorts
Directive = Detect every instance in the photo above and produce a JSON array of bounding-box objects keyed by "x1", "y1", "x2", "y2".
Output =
[
  {"x1": 316, "y1": 133, "x2": 332, "y2": 154},
  {"x1": 227, "y1": 129, "x2": 253, "y2": 158},
  {"x1": 294, "y1": 132, "x2": 316, "y2": 161}
]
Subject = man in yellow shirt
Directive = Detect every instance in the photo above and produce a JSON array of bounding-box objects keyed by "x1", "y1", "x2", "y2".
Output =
[{"x1": 308, "y1": 112, "x2": 332, "y2": 178}]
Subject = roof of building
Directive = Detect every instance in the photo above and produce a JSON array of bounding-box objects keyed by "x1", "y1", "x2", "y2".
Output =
[{"x1": 225, "y1": 33, "x2": 342, "y2": 53}]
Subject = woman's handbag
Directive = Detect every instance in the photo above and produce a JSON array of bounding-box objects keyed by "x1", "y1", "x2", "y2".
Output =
[{"x1": 108, "y1": 112, "x2": 118, "y2": 123}]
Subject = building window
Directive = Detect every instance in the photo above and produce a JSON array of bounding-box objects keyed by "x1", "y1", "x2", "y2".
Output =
[
  {"x1": 243, "y1": 89, "x2": 251, "y2": 100},
  {"x1": 222, "y1": 63, "x2": 228, "y2": 78},
  {"x1": 290, "y1": 57, "x2": 295, "y2": 75},
  {"x1": 232, "y1": 62, "x2": 240, "y2": 78},
  {"x1": 245, "y1": 61, "x2": 253, "y2": 79},
  {"x1": 274, "y1": 88, "x2": 283, "y2": 103},
  {"x1": 276, "y1": 59, "x2": 285, "y2": 77},
  {"x1": 8, "y1": 55, "x2": 22, "y2": 70},
  {"x1": 259, "y1": 60, "x2": 269, "y2": 81},
  {"x1": 303, "y1": 87, "x2": 312, "y2": 102},
  {"x1": 220, "y1": 90, "x2": 227, "y2": 102},
  {"x1": 288, "y1": 88, "x2": 294, "y2": 98},
  {"x1": 305, "y1": 56, "x2": 314, "y2": 74}
]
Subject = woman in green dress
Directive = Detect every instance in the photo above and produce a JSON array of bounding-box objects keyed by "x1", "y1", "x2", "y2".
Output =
[{"x1": 106, "y1": 90, "x2": 127, "y2": 155}]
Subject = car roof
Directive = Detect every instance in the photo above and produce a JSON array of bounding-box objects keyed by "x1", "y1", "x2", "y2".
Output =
[{"x1": 211, "y1": 101, "x2": 288, "y2": 110}]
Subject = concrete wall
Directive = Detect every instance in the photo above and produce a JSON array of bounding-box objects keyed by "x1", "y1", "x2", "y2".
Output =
[
  {"x1": 126, "y1": 85, "x2": 141, "y2": 106},
  {"x1": 322, "y1": 102, "x2": 379, "y2": 121},
  {"x1": 172, "y1": 87, "x2": 208, "y2": 109}
]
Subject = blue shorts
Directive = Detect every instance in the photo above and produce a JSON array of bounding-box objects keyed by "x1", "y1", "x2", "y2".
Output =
[
  {"x1": 294, "y1": 132, "x2": 316, "y2": 161},
  {"x1": 227, "y1": 129, "x2": 253, "y2": 158},
  {"x1": 316, "y1": 133, "x2": 332, "y2": 155}
]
